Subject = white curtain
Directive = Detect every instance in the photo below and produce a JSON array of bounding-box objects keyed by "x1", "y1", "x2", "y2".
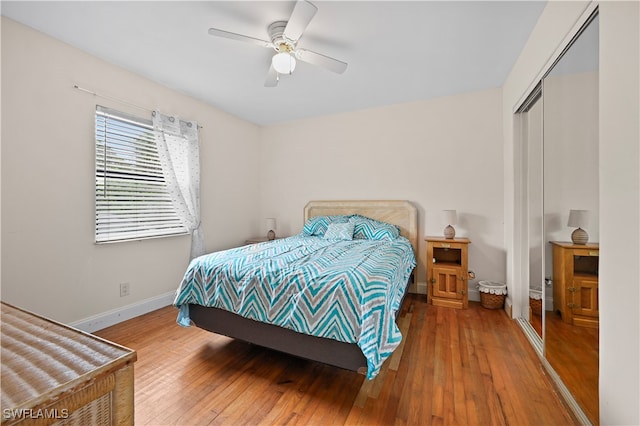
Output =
[{"x1": 152, "y1": 110, "x2": 204, "y2": 260}]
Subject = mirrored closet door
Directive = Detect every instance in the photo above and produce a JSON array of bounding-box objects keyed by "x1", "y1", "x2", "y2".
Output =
[
  {"x1": 517, "y1": 12, "x2": 599, "y2": 426},
  {"x1": 518, "y1": 89, "x2": 543, "y2": 338},
  {"x1": 543, "y1": 14, "x2": 599, "y2": 425}
]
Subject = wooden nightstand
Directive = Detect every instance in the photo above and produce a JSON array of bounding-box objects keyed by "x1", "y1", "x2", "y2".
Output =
[
  {"x1": 426, "y1": 237, "x2": 471, "y2": 309},
  {"x1": 550, "y1": 241, "x2": 599, "y2": 328}
]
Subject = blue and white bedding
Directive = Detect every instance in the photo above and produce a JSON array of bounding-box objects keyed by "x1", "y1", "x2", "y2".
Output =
[{"x1": 174, "y1": 219, "x2": 415, "y2": 379}]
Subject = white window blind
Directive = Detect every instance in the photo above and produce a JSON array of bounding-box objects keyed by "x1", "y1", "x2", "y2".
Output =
[{"x1": 95, "y1": 106, "x2": 187, "y2": 243}]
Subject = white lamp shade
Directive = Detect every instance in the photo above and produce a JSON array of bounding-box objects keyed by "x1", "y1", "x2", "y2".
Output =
[
  {"x1": 567, "y1": 210, "x2": 589, "y2": 228},
  {"x1": 272, "y1": 52, "x2": 296, "y2": 74},
  {"x1": 442, "y1": 210, "x2": 458, "y2": 226},
  {"x1": 265, "y1": 218, "x2": 276, "y2": 231}
]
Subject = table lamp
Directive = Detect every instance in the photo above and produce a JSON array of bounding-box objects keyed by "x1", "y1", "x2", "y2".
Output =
[
  {"x1": 266, "y1": 218, "x2": 277, "y2": 240},
  {"x1": 442, "y1": 210, "x2": 457, "y2": 239},
  {"x1": 567, "y1": 209, "x2": 589, "y2": 244}
]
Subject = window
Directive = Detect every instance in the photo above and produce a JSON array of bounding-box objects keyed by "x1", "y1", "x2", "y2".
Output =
[{"x1": 95, "y1": 106, "x2": 187, "y2": 243}]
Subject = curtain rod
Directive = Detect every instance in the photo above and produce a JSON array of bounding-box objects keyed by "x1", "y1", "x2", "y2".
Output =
[{"x1": 73, "y1": 85, "x2": 203, "y2": 129}]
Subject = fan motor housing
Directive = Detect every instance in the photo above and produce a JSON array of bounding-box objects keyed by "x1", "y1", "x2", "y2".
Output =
[{"x1": 268, "y1": 21, "x2": 291, "y2": 47}]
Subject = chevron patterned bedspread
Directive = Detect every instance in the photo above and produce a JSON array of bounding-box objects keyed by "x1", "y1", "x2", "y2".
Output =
[{"x1": 174, "y1": 234, "x2": 416, "y2": 379}]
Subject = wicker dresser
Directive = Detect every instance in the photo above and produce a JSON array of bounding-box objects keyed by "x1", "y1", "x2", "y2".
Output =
[{"x1": 1, "y1": 303, "x2": 136, "y2": 425}]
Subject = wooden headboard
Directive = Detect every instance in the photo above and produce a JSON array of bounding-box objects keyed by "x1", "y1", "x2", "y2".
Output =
[{"x1": 303, "y1": 200, "x2": 418, "y2": 255}]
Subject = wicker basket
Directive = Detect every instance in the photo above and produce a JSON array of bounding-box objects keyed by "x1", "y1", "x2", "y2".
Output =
[
  {"x1": 477, "y1": 281, "x2": 507, "y2": 310},
  {"x1": 530, "y1": 298, "x2": 542, "y2": 316},
  {"x1": 1, "y1": 303, "x2": 136, "y2": 426},
  {"x1": 480, "y1": 292, "x2": 505, "y2": 309},
  {"x1": 529, "y1": 289, "x2": 543, "y2": 316}
]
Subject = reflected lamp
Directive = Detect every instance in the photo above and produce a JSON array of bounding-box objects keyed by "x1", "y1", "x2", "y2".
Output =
[{"x1": 567, "y1": 209, "x2": 590, "y2": 245}]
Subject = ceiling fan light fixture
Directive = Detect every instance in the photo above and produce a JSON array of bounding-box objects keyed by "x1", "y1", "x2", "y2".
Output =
[
  {"x1": 208, "y1": 1, "x2": 347, "y2": 86},
  {"x1": 272, "y1": 51, "x2": 296, "y2": 75}
]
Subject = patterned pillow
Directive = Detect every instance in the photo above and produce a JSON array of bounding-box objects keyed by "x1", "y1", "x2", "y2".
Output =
[
  {"x1": 323, "y1": 221, "x2": 355, "y2": 241},
  {"x1": 302, "y1": 215, "x2": 350, "y2": 237},
  {"x1": 351, "y1": 215, "x2": 400, "y2": 241}
]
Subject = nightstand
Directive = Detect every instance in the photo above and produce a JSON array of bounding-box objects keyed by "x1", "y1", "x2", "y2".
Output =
[
  {"x1": 426, "y1": 237, "x2": 471, "y2": 309},
  {"x1": 550, "y1": 241, "x2": 599, "y2": 328}
]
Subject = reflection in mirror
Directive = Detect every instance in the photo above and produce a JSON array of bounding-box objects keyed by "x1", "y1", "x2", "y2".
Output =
[
  {"x1": 515, "y1": 86, "x2": 544, "y2": 342},
  {"x1": 543, "y1": 13, "x2": 599, "y2": 425},
  {"x1": 527, "y1": 96, "x2": 543, "y2": 338}
]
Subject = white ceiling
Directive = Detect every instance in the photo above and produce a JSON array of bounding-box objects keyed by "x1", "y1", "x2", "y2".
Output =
[{"x1": 1, "y1": 1, "x2": 546, "y2": 125}]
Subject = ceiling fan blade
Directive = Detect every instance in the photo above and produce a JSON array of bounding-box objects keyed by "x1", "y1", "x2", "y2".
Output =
[
  {"x1": 296, "y1": 48, "x2": 348, "y2": 74},
  {"x1": 264, "y1": 65, "x2": 279, "y2": 87},
  {"x1": 283, "y1": 0, "x2": 317, "y2": 42},
  {"x1": 208, "y1": 28, "x2": 273, "y2": 48}
]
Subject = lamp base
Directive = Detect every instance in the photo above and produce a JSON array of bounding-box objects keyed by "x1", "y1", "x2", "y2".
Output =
[
  {"x1": 571, "y1": 227, "x2": 588, "y2": 245},
  {"x1": 267, "y1": 230, "x2": 276, "y2": 240},
  {"x1": 443, "y1": 225, "x2": 455, "y2": 239}
]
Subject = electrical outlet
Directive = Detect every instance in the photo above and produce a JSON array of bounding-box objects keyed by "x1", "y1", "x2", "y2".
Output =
[{"x1": 120, "y1": 282, "x2": 130, "y2": 297}]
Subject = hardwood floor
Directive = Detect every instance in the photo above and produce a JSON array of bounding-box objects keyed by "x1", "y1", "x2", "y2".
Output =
[
  {"x1": 545, "y1": 310, "x2": 599, "y2": 425},
  {"x1": 95, "y1": 295, "x2": 576, "y2": 425}
]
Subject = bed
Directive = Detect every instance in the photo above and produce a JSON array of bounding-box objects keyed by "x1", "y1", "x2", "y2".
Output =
[{"x1": 174, "y1": 200, "x2": 418, "y2": 379}]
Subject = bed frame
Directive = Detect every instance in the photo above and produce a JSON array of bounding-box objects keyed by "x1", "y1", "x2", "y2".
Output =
[{"x1": 189, "y1": 200, "x2": 418, "y2": 375}]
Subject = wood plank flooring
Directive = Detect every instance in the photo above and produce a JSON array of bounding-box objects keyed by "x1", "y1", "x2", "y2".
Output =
[
  {"x1": 545, "y1": 310, "x2": 599, "y2": 425},
  {"x1": 95, "y1": 295, "x2": 577, "y2": 425}
]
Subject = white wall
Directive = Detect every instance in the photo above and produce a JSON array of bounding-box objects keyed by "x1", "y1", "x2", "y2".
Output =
[
  {"x1": 258, "y1": 89, "x2": 506, "y2": 296},
  {"x1": 543, "y1": 71, "x2": 599, "y2": 244},
  {"x1": 0, "y1": 17, "x2": 261, "y2": 325},
  {"x1": 503, "y1": 1, "x2": 639, "y2": 424},
  {"x1": 543, "y1": 71, "x2": 599, "y2": 306},
  {"x1": 598, "y1": 2, "x2": 639, "y2": 423}
]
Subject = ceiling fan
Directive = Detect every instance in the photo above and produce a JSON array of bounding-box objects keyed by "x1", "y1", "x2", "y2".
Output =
[{"x1": 208, "y1": 0, "x2": 348, "y2": 87}]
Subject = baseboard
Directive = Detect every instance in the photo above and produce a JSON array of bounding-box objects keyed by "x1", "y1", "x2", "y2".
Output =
[
  {"x1": 414, "y1": 281, "x2": 427, "y2": 295},
  {"x1": 70, "y1": 291, "x2": 175, "y2": 333},
  {"x1": 468, "y1": 288, "x2": 480, "y2": 302},
  {"x1": 505, "y1": 296, "x2": 514, "y2": 318},
  {"x1": 546, "y1": 295, "x2": 553, "y2": 311}
]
